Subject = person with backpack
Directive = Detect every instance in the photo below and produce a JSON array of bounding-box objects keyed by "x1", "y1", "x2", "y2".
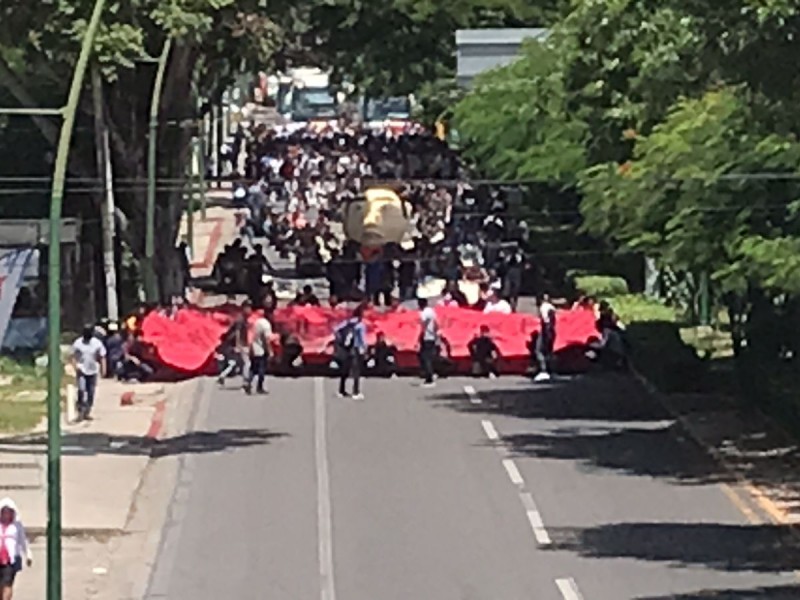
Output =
[{"x1": 334, "y1": 305, "x2": 367, "y2": 399}]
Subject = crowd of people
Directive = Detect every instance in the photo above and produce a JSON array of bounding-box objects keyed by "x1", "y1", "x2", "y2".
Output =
[
  {"x1": 211, "y1": 122, "x2": 535, "y2": 315},
  {"x1": 67, "y1": 121, "x2": 632, "y2": 410}
]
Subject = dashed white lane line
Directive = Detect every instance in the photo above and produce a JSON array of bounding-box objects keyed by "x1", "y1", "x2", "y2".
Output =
[
  {"x1": 502, "y1": 458, "x2": 525, "y2": 486},
  {"x1": 555, "y1": 577, "x2": 584, "y2": 600},
  {"x1": 464, "y1": 385, "x2": 481, "y2": 404},
  {"x1": 474, "y1": 391, "x2": 553, "y2": 548},
  {"x1": 481, "y1": 419, "x2": 499, "y2": 441},
  {"x1": 521, "y1": 492, "x2": 552, "y2": 546}
]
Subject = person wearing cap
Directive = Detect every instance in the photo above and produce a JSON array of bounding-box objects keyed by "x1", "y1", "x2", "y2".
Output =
[
  {"x1": 71, "y1": 325, "x2": 107, "y2": 421},
  {"x1": 0, "y1": 498, "x2": 31, "y2": 598}
]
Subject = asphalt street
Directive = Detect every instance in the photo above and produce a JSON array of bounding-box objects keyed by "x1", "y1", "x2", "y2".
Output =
[{"x1": 145, "y1": 372, "x2": 800, "y2": 600}]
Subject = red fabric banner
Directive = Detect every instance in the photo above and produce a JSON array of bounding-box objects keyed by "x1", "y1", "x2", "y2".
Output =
[{"x1": 140, "y1": 305, "x2": 599, "y2": 377}]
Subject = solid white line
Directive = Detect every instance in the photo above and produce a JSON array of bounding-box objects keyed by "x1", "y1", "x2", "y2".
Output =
[
  {"x1": 555, "y1": 578, "x2": 584, "y2": 600},
  {"x1": 481, "y1": 419, "x2": 499, "y2": 441},
  {"x1": 502, "y1": 458, "x2": 525, "y2": 486},
  {"x1": 464, "y1": 385, "x2": 481, "y2": 404},
  {"x1": 314, "y1": 377, "x2": 337, "y2": 600},
  {"x1": 520, "y1": 492, "x2": 552, "y2": 545}
]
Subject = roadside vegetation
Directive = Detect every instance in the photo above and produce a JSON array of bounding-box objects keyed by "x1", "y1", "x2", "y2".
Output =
[
  {"x1": 452, "y1": 1, "x2": 800, "y2": 428},
  {"x1": 0, "y1": 356, "x2": 46, "y2": 433}
]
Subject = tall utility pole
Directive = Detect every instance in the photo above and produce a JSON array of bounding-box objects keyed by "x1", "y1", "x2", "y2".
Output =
[
  {"x1": 46, "y1": 1, "x2": 107, "y2": 598},
  {"x1": 90, "y1": 63, "x2": 119, "y2": 321},
  {"x1": 143, "y1": 37, "x2": 172, "y2": 303}
]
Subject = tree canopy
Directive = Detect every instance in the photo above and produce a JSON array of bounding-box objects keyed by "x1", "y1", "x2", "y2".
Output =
[{"x1": 452, "y1": 0, "x2": 800, "y2": 374}]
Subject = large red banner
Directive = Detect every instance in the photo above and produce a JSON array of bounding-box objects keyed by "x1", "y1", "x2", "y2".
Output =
[{"x1": 140, "y1": 305, "x2": 599, "y2": 376}]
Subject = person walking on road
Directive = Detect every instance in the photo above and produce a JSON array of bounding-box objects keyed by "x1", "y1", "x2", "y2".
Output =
[
  {"x1": 217, "y1": 302, "x2": 251, "y2": 388},
  {"x1": 71, "y1": 325, "x2": 106, "y2": 421},
  {"x1": 418, "y1": 297, "x2": 439, "y2": 388},
  {"x1": 334, "y1": 305, "x2": 367, "y2": 399},
  {"x1": 245, "y1": 310, "x2": 272, "y2": 395},
  {"x1": 0, "y1": 497, "x2": 32, "y2": 600}
]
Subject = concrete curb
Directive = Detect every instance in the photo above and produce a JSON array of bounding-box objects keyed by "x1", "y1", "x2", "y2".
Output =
[
  {"x1": 146, "y1": 399, "x2": 167, "y2": 440},
  {"x1": 629, "y1": 365, "x2": 796, "y2": 527}
]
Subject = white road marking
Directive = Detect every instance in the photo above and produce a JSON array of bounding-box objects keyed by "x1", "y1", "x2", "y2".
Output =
[
  {"x1": 464, "y1": 385, "x2": 481, "y2": 404},
  {"x1": 481, "y1": 420, "x2": 499, "y2": 441},
  {"x1": 502, "y1": 458, "x2": 525, "y2": 486},
  {"x1": 314, "y1": 377, "x2": 337, "y2": 600},
  {"x1": 520, "y1": 492, "x2": 552, "y2": 545},
  {"x1": 556, "y1": 577, "x2": 584, "y2": 600}
]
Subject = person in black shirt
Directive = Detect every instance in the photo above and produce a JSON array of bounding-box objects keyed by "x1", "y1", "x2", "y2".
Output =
[
  {"x1": 216, "y1": 302, "x2": 251, "y2": 386},
  {"x1": 468, "y1": 325, "x2": 501, "y2": 378},
  {"x1": 397, "y1": 250, "x2": 417, "y2": 301},
  {"x1": 246, "y1": 245, "x2": 272, "y2": 308},
  {"x1": 278, "y1": 330, "x2": 304, "y2": 373},
  {"x1": 367, "y1": 331, "x2": 398, "y2": 377},
  {"x1": 290, "y1": 284, "x2": 321, "y2": 307},
  {"x1": 103, "y1": 322, "x2": 125, "y2": 379}
]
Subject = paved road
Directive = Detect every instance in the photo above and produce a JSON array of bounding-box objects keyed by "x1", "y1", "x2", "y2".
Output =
[{"x1": 145, "y1": 372, "x2": 800, "y2": 600}]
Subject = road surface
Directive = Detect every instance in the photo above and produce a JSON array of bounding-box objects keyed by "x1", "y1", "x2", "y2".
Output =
[{"x1": 145, "y1": 372, "x2": 800, "y2": 599}]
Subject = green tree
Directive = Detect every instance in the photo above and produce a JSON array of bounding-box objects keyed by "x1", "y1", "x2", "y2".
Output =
[{"x1": 0, "y1": 0, "x2": 282, "y2": 302}]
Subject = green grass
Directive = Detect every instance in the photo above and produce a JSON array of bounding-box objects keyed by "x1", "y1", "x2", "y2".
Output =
[
  {"x1": 0, "y1": 400, "x2": 46, "y2": 433},
  {"x1": 0, "y1": 356, "x2": 46, "y2": 433}
]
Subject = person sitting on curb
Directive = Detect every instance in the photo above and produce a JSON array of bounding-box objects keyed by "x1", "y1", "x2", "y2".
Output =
[{"x1": 118, "y1": 331, "x2": 156, "y2": 382}]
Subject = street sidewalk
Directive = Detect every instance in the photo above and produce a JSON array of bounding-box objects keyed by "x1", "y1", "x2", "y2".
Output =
[
  {"x1": 0, "y1": 379, "x2": 167, "y2": 534},
  {"x1": 2, "y1": 377, "x2": 197, "y2": 600}
]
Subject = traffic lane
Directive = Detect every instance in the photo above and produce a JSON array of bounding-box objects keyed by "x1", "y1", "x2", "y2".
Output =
[
  {"x1": 326, "y1": 375, "x2": 574, "y2": 600},
  {"x1": 453, "y1": 374, "x2": 798, "y2": 599},
  {"x1": 148, "y1": 377, "x2": 318, "y2": 600}
]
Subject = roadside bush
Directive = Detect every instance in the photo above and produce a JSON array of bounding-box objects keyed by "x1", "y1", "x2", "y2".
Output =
[{"x1": 573, "y1": 274, "x2": 629, "y2": 297}]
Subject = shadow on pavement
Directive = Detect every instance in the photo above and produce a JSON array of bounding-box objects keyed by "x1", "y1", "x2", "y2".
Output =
[
  {"x1": 502, "y1": 424, "x2": 724, "y2": 483},
  {"x1": 0, "y1": 428, "x2": 288, "y2": 458},
  {"x1": 430, "y1": 373, "x2": 672, "y2": 423},
  {"x1": 548, "y1": 522, "x2": 800, "y2": 573},
  {"x1": 635, "y1": 584, "x2": 800, "y2": 599},
  {"x1": 430, "y1": 373, "x2": 732, "y2": 484}
]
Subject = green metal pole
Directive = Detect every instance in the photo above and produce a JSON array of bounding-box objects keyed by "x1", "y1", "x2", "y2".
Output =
[
  {"x1": 144, "y1": 37, "x2": 172, "y2": 303},
  {"x1": 46, "y1": 1, "x2": 106, "y2": 599}
]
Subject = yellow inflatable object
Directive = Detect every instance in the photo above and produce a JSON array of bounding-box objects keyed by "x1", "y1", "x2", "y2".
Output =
[{"x1": 343, "y1": 187, "x2": 412, "y2": 247}]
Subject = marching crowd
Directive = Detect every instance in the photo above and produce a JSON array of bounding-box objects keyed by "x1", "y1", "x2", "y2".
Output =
[{"x1": 64, "y1": 123, "x2": 631, "y2": 416}]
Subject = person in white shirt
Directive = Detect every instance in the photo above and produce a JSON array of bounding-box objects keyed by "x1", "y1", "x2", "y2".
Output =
[
  {"x1": 418, "y1": 298, "x2": 439, "y2": 387},
  {"x1": 483, "y1": 291, "x2": 512, "y2": 315},
  {"x1": 245, "y1": 313, "x2": 272, "y2": 395},
  {"x1": 71, "y1": 325, "x2": 106, "y2": 421},
  {"x1": 535, "y1": 294, "x2": 557, "y2": 381},
  {"x1": 0, "y1": 497, "x2": 31, "y2": 597}
]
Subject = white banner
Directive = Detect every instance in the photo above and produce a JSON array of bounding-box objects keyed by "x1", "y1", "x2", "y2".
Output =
[{"x1": 0, "y1": 248, "x2": 36, "y2": 347}]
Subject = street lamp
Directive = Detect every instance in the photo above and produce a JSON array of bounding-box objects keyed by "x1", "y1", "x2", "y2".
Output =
[
  {"x1": 142, "y1": 37, "x2": 172, "y2": 303},
  {"x1": 46, "y1": 0, "x2": 107, "y2": 598}
]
